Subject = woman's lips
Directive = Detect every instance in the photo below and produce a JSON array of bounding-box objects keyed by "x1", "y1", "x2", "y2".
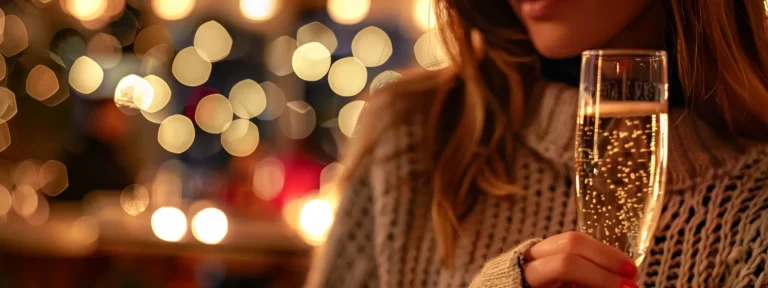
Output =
[{"x1": 519, "y1": 0, "x2": 561, "y2": 19}]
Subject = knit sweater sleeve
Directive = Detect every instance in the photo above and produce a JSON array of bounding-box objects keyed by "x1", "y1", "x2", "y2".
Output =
[
  {"x1": 469, "y1": 238, "x2": 542, "y2": 288},
  {"x1": 305, "y1": 163, "x2": 379, "y2": 288}
]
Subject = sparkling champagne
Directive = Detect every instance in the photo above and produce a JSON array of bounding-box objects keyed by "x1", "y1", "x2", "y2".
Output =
[{"x1": 575, "y1": 101, "x2": 668, "y2": 265}]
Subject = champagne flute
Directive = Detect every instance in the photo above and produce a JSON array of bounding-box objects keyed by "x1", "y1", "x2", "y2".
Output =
[{"x1": 574, "y1": 50, "x2": 669, "y2": 265}]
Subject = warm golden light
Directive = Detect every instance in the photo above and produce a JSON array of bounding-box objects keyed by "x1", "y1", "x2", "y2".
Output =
[
  {"x1": 151, "y1": 207, "x2": 187, "y2": 242},
  {"x1": 71, "y1": 216, "x2": 99, "y2": 245},
  {"x1": 39, "y1": 160, "x2": 68, "y2": 197},
  {"x1": 266, "y1": 36, "x2": 297, "y2": 76},
  {"x1": 141, "y1": 99, "x2": 176, "y2": 124},
  {"x1": 0, "y1": 87, "x2": 16, "y2": 123},
  {"x1": 292, "y1": 42, "x2": 331, "y2": 82},
  {"x1": 414, "y1": 30, "x2": 450, "y2": 70},
  {"x1": 320, "y1": 162, "x2": 345, "y2": 190},
  {"x1": 120, "y1": 184, "x2": 149, "y2": 216},
  {"x1": 299, "y1": 199, "x2": 334, "y2": 246},
  {"x1": 297, "y1": 22, "x2": 338, "y2": 53},
  {"x1": 0, "y1": 185, "x2": 10, "y2": 216},
  {"x1": 221, "y1": 119, "x2": 260, "y2": 157},
  {"x1": 370, "y1": 70, "x2": 402, "y2": 95},
  {"x1": 240, "y1": 0, "x2": 279, "y2": 21},
  {"x1": 328, "y1": 57, "x2": 368, "y2": 97},
  {"x1": 327, "y1": 0, "x2": 370, "y2": 25},
  {"x1": 67, "y1": 0, "x2": 107, "y2": 21},
  {"x1": 12, "y1": 185, "x2": 37, "y2": 217},
  {"x1": 142, "y1": 75, "x2": 171, "y2": 113},
  {"x1": 26, "y1": 65, "x2": 60, "y2": 102},
  {"x1": 195, "y1": 94, "x2": 233, "y2": 134},
  {"x1": 194, "y1": 21, "x2": 232, "y2": 62},
  {"x1": 191, "y1": 207, "x2": 228, "y2": 244},
  {"x1": 69, "y1": 56, "x2": 103, "y2": 94},
  {"x1": 257, "y1": 82, "x2": 286, "y2": 120},
  {"x1": 0, "y1": 122, "x2": 9, "y2": 153},
  {"x1": 0, "y1": 9, "x2": 5, "y2": 36},
  {"x1": 351, "y1": 26, "x2": 392, "y2": 67},
  {"x1": 414, "y1": 0, "x2": 437, "y2": 30},
  {"x1": 14, "y1": 161, "x2": 41, "y2": 191},
  {"x1": 252, "y1": 157, "x2": 284, "y2": 201},
  {"x1": 134, "y1": 25, "x2": 172, "y2": 59},
  {"x1": 114, "y1": 74, "x2": 154, "y2": 111},
  {"x1": 141, "y1": 44, "x2": 175, "y2": 75},
  {"x1": 0, "y1": 56, "x2": 6, "y2": 82},
  {"x1": 338, "y1": 100, "x2": 366, "y2": 137},
  {"x1": 158, "y1": 115, "x2": 195, "y2": 154},
  {"x1": 26, "y1": 195, "x2": 49, "y2": 226},
  {"x1": 152, "y1": 160, "x2": 184, "y2": 208},
  {"x1": 86, "y1": 33, "x2": 122, "y2": 69},
  {"x1": 152, "y1": 0, "x2": 195, "y2": 21},
  {"x1": 172, "y1": 47, "x2": 211, "y2": 87},
  {"x1": 0, "y1": 15, "x2": 27, "y2": 57},
  {"x1": 229, "y1": 79, "x2": 267, "y2": 119},
  {"x1": 279, "y1": 101, "x2": 317, "y2": 139}
]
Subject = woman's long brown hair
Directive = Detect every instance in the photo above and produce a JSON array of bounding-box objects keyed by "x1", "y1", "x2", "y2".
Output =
[{"x1": 341, "y1": 0, "x2": 768, "y2": 266}]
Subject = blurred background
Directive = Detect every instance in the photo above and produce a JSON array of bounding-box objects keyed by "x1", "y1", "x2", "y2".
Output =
[{"x1": 0, "y1": 0, "x2": 448, "y2": 287}]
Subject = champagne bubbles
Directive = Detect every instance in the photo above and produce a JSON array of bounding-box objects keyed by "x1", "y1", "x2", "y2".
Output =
[
  {"x1": 328, "y1": 57, "x2": 368, "y2": 97},
  {"x1": 69, "y1": 56, "x2": 104, "y2": 94},
  {"x1": 292, "y1": 42, "x2": 331, "y2": 81},
  {"x1": 158, "y1": 115, "x2": 195, "y2": 154},
  {"x1": 351, "y1": 27, "x2": 392, "y2": 67}
]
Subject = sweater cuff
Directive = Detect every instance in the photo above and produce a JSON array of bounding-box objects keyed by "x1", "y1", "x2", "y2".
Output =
[{"x1": 469, "y1": 238, "x2": 542, "y2": 288}]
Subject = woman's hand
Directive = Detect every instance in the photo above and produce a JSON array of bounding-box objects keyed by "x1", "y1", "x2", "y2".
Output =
[{"x1": 522, "y1": 232, "x2": 639, "y2": 288}]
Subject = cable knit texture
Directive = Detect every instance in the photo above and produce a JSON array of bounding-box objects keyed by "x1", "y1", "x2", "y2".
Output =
[{"x1": 307, "y1": 82, "x2": 768, "y2": 288}]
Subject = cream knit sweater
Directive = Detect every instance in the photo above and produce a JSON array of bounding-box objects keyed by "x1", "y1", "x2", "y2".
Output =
[{"x1": 307, "y1": 83, "x2": 768, "y2": 287}]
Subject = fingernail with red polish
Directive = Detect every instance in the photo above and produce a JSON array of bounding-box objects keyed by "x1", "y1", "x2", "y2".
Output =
[
  {"x1": 620, "y1": 261, "x2": 637, "y2": 278},
  {"x1": 620, "y1": 278, "x2": 639, "y2": 288}
]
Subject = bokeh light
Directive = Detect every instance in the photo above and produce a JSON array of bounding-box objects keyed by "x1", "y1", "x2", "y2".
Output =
[
  {"x1": 221, "y1": 119, "x2": 260, "y2": 157},
  {"x1": 292, "y1": 42, "x2": 331, "y2": 82},
  {"x1": 0, "y1": 56, "x2": 7, "y2": 81},
  {"x1": 298, "y1": 199, "x2": 334, "y2": 246},
  {"x1": 351, "y1": 26, "x2": 392, "y2": 67},
  {"x1": 240, "y1": 0, "x2": 279, "y2": 21},
  {"x1": 320, "y1": 162, "x2": 345, "y2": 190},
  {"x1": 114, "y1": 74, "x2": 154, "y2": 110},
  {"x1": 194, "y1": 21, "x2": 232, "y2": 62},
  {"x1": 414, "y1": 0, "x2": 437, "y2": 30},
  {"x1": 26, "y1": 65, "x2": 60, "y2": 102},
  {"x1": 69, "y1": 56, "x2": 104, "y2": 94},
  {"x1": 0, "y1": 185, "x2": 10, "y2": 216},
  {"x1": 252, "y1": 157, "x2": 284, "y2": 201},
  {"x1": 141, "y1": 96, "x2": 177, "y2": 124},
  {"x1": 327, "y1": 0, "x2": 370, "y2": 25},
  {"x1": 257, "y1": 82, "x2": 286, "y2": 120},
  {"x1": 26, "y1": 195, "x2": 49, "y2": 226},
  {"x1": 414, "y1": 30, "x2": 450, "y2": 70},
  {"x1": 0, "y1": 87, "x2": 17, "y2": 122},
  {"x1": 338, "y1": 100, "x2": 366, "y2": 137},
  {"x1": 296, "y1": 22, "x2": 338, "y2": 53},
  {"x1": 151, "y1": 207, "x2": 187, "y2": 242},
  {"x1": 0, "y1": 122, "x2": 9, "y2": 153},
  {"x1": 71, "y1": 216, "x2": 100, "y2": 245},
  {"x1": 120, "y1": 184, "x2": 149, "y2": 216},
  {"x1": 191, "y1": 207, "x2": 228, "y2": 244},
  {"x1": 86, "y1": 33, "x2": 122, "y2": 69},
  {"x1": 370, "y1": 70, "x2": 402, "y2": 95},
  {"x1": 134, "y1": 25, "x2": 172, "y2": 59},
  {"x1": 158, "y1": 115, "x2": 195, "y2": 154},
  {"x1": 142, "y1": 75, "x2": 171, "y2": 113},
  {"x1": 195, "y1": 94, "x2": 233, "y2": 134},
  {"x1": 14, "y1": 161, "x2": 41, "y2": 191},
  {"x1": 39, "y1": 160, "x2": 68, "y2": 197},
  {"x1": 141, "y1": 44, "x2": 175, "y2": 75},
  {"x1": 152, "y1": 0, "x2": 195, "y2": 21},
  {"x1": 66, "y1": 0, "x2": 107, "y2": 21},
  {"x1": 152, "y1": 160, "x2": 184, "y2": 208},
  {"x1": 229, "y1": 79, "x2": 266, "y2": 119},
  {"x1": 266, "y1": 36, "x2": 297, "y2": 76},
  {"x1": 172, "y1": 47, "x2": 212, "y2": 87},
  {"x1": 279, "y1": 101, "x2": 317, "y2": 139},
  {"x1": 328, "y1": 57, "x2": 368, "y2": 97},
  {"x1": 12, "y1": 185, "x2": 38, "y2": 217},
  {"x1": 0, "y1": 15, "x2": 28, "y2": 57}
]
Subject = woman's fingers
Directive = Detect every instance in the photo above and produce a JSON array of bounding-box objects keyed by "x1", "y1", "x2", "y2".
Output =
[
  {"x1": 523, "y1": 253, "x2": 638, "y2": 288},
  {"x1": 525, "y1": 232, "x2": 637, "y2": 278}
]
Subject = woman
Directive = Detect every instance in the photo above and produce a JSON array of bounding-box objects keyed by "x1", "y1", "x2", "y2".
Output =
[{"x1": 309, "y1": 0, "x2": 768, "y2": 287}]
